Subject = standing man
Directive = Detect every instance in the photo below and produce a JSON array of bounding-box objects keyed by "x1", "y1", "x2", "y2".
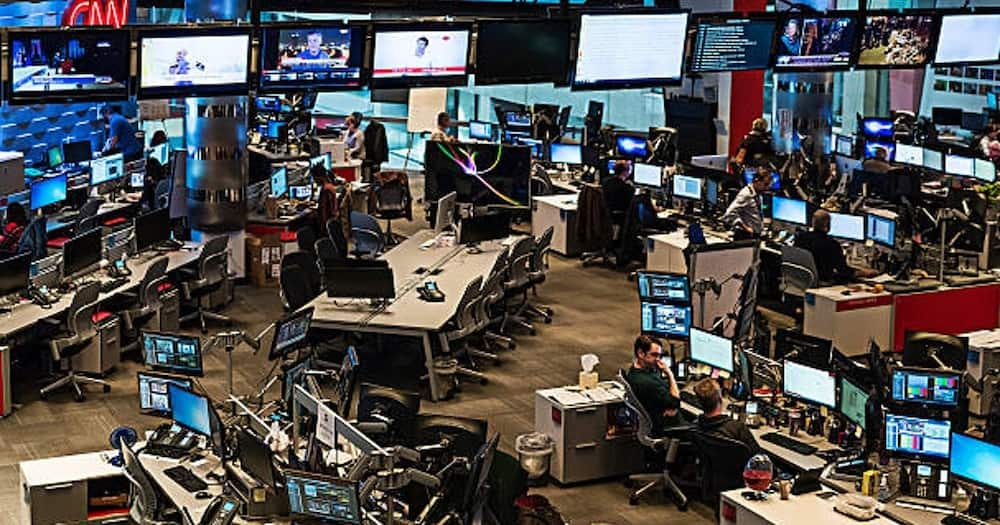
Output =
[
  {"x1": 101, "y1": 104, "x2": 141, "y2": 161},
  {"x1": 430, "y1": 112, "x2": 455, "y2": 142},
  {"x1": 625, "y1": 335, "x2": 682, "y2": 436},
  {"x1": 722, "y1": 167, "x2": 770, "y2": 241}
]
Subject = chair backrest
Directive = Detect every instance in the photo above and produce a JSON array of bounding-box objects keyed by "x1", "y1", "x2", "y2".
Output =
[
  {"x1": 617, "y1": 369, "x2": 661, "y2": 449},
  {"x1": 197, "y1": 235, "x2": 229, "y2": 285},
  {"x1": 375, "y1": 176, "x2": 408, "y2": 213},
  {"x1": 66, "y1": 282, "x2": 101, "y2": 341},
  {"x1": 530, "y1": 226, "x2": 554, "y2": 273},
  {"x1": 296, "y1": 227, "x2": 317, "y2": 255},
  {"x1": 506, "y1": 237, "x2": 534, "y2": 288},
  {"x1": 121, "y1": 440, "x2": 160, "y2": 522},
  {"x1": 138, "y1": 257, "x2": 169, "y2": 310},
  {"x1": 688, "y1": 428, "x2": 754, "y2": 502},
  {"x1": 350, "y1": 211, "x2": 385, "y2": 256},
  {"x1": 780, "y1": 245, "x2": 818, "y2": 298},
  {"x1": 18, "y1": 216, "x2": 47, "y2": 260},
  {"x1": 78, "y1": 199, "x2": 102, "y2": 220},
  {"x1": 315, "y1": 237, "x2": 341, "y2": 266},
  {"x1": 462, "y1": 433, "x2": 501, "y2": 519},
  {"x1": 482, "y1": 248, "x2": 509, "y2": 306},
  {"x1": 280, "y1": 251, "x2": 322, "y2": 310},
  {"x1": 326, "y1": 217, "x2": 349, "y2": 257},
  {"x1": 453, "y1": 276, "x2": 485, "y2": 334}
]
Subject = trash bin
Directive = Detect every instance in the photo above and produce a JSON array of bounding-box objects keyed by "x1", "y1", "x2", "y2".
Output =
[{"x1": 515, "y1": 433, "x2": 554, "y2": 483}]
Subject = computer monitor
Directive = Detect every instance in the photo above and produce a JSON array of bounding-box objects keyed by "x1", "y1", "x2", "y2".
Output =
[
  {"x1": 62, "y1": 140, "x2": 93, "y2": 164},
  {"x1": 286, "y1": 470, "x2": 361, "y2": 524},
  {"x1": 783, "y1": 359, "x2": 836, "y2": 408},
  {"x1": 434, "y1": 191, "x2": 457, "y2": 234},
  {"x1": 836, "y1": 135, "x2": 855, "y2": 157},
  {"x1": 290, "y1": 185, "x2": 313, "y2": 200},
  {"x1": 0, "y1": 252, "x2": 31, "y2": 297},
  {"x1": 475, "y1": 19, "x2": 571, "y2": 85},
  {"x1": 459, "y1": 214, "x2": 510, "y2": 244},
  {"x1": 137, "y1": 371, "x2": 194, "y2": 416},
  {"x1": 891, "y1": 367, "x2": 961, "y2": 407},
  {"x1": 640, "y1": 301, "x2": 692, "y2": 339},
  {"x1": 690, "y1": 327, "x2": 734, "y2": 373},
  {"x1": 574, "y1": 12, "x2": 688, "y2": 89},
  {"x1": 469, "y1": 121, "x2": 492, "y2": 141},
  {"x1": 633, "y1": 163, "x2": 662, "y2": 188},
  {"x1": 923, "y1": 148, "x2": 943, "y2": 171},
  {"x1": 861, "y1": 117, "x2": 895, "y2": 140},
  {"x1": 324, "y1": 264, "x2": 396, "y2": 300},
  {"x1": 933, "y1": 107, "x2": 964, "y2": 127},
  {"x1": 8, "y1": 29, "x2": 131, "y2": 103},
  {"x1": 774, "y1": 15, "x2": 858, "y2": 70},
  {"x1": 884, "y1": 412, "x2": 951, "y2": 462},
  {"x1": 865, "y1": 140, "x2": 895, "y2": 161},
  {"x1": 90, "y1": 153, "x2": 124, "y2": 187},
  {"x1": 945, "y1": 154, "x2": 975, "y2": 178},
  {"x1": 771, "y1": 196, "x2": 808, "y2": 225},
  {"x1": 236, "y1": 428, "x2": 276, "y2": 486},
  {"x1": 266, "y1": 121, "x2": 288, "y2": 142},
  {"x1": 47, "y1": 145, "x2": 63, "y2": 169},
  {"x1": 167, "y1": 384, "x2": 212, "y2": 436},
  {"x1": 258, "y1": 24, "x2": 366, "y2": 92},
  {"x1": 894, "y1": 142, "x2": 924, "y2": 166},
  {"x1": 866, "y1": 214, "x2": 896, "y2": 247},
  {"x1": 62, "y1": 228, "x2": 102, "y2": 279},
  {"x1": 672, "y1": 175, "x2": 702, "y2": 201},
  {"x1": 138, "y1": 27, "x2": 252, "y2": 98},
  {"x1": 839, "y1": 376, "x2": 869, "y2": 428},
  {"x1": 775, "y1": 329, "x2": 833, "y2": 369},
  {"x1": 705, "y1": 179, "x2": 719, "y2": 207},
  {"x1": 424, "y1": 141, "x2": 531, "y2": 208},
  {"x1": 142, "y1": 331, "x2": 204, "y2": 376},
  {"x1": 371, "y1": 24, "x2": 472, "y2": 88},
  {"x1": 743, "y1": 168, "x2": 781, "y2": 190},
  {"x1": 309, "y1": 153, "x2": 331, "y2": 172},
  {"x1": 134, "y1": 208, "x2": 171, "y2": 252},
  {"x1": 550, "y1": 143, "x2": 582, "y2": 166},
  {"x1": 636, "y1": 271, "x2": 689, "y2": 303},
  {"x1": 690, "y1": 15, "x2": 778, "y2": 73},
  {"x1": 950, "y1": 432, "x2": 1000, "y2": 491},
  {"x1": 30, "y1": 174, "x2": 67, "y2": 211},
  {"x1": 130, "y1": 172, "x2": 145, "y2": 190},
  {"x1": 270, "y1": 167, "x2": 288, "y2": 198},
  {"x1": 857, "y1": 14, "x2": 937, "y2": 68},
  {"x1": 935, "y1": 14, "x2": 1000, "y2": 65},
  {"x1": 615, "y1": 133, "x2": 648, "y2": 159},
  {"x1": 829, "y1": 212, "x2": 865, "y2": 242},
  {"x1": 975, "y1": 158, "x2": 997, "y2": 183},
  {"x1": 269, "y1": 307, "x2": 314, "y2": 361}
]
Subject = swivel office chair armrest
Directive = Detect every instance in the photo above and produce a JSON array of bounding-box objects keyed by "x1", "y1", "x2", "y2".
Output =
[
  {"x1": 117, "y1": 291, "x2": 139, "y2": 302},
  {"x1": 39, "y1": 317, "x2": 63, "y2": 328}
]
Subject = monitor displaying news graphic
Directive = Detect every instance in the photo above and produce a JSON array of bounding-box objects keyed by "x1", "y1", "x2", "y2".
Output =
[
  {"x1": 775, "y1": 16, "x2": 858, "y2": 69},
  {"x1": 9, "y1": 30, "x2": 129, "y2": 99},
  {"x1": 140, "y1": 33, "x2": 250, "y2": 90},
  {"x1": 857, "y1": 15, "x2": 936, "y2": 68},
  {"x1": 260, "y1": 26, "x2": 364, "y2": 90},
  {"x1": 373, "y1": 29, "x2": 470, "y2": 79}
]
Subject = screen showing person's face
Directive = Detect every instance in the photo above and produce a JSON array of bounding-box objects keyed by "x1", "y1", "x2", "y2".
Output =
[
  {"x1": 416, "y1": 38, "x2": 427, "y2": 55},
  {"x1": 307, "y1": 33, "x2": 322, "y2": 52},
  {"x1": 785, "y1": 21, "x2": 798, "y2": 38}
]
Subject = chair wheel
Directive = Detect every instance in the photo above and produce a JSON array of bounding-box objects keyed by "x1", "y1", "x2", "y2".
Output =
[
  {"x1": 479, "y1": 378, "x2": 489, "y2": 385},
  {"x1": 74, "y1": 393, "x2": 86, "y2": 402},
  {"x1": 103, "y1": 385, "x2": 111, "y2": 393},
  {"x1": 629, "y1": 496, "x2": 639, "y2": 506},
  {"x1": 544, "y1": 317, "x2": 552, "y2": 324},
  {"x1": 39, "y1": 392, "x2": 48, "y2": 401}
]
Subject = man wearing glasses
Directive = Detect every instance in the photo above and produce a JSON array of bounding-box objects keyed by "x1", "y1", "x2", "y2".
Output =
[{"x1": 625, "y1": 335, "x2": 682, "y2": 436}]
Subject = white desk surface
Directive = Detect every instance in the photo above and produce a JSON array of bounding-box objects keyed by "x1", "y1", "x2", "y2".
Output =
[
  {"x1": 533, "y1": 194, "x2": 579, "y2": 211},
  {"x1": 20, "y1": 449, "x2": 120, "y2": 487},
  {"x1": 648, "y1": 229, "x2": 729, "y2": 249},
  {"x1": 142, "y1": 452, "x2": 226, "y2": 524},
  {"x1": 806, "y1": 285, "x2": 893, "y2": 302},
  {"x1": 721, "y1": 488, "x2": 901, "y2": 525}
]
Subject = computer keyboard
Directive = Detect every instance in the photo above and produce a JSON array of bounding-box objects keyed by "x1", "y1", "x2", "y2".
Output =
[
  {"x1": 882, "y1": 280, "x2": 941, "y2": 293},
  {"x1": 760, "y1": 432, "x2": 818, "y2": 455},
  {"x1": 680, "y1": 391, "x2": 701, "y2": 409},
  {"x1": 99, "y1": 278, "x2": 128, "y2": 293},
  {"x1": 941, "y1": 514, "x2": 989, "y2": 525},
  {"x1": 163, "y1": 465, "x2": 208, "y2": 492},
  {"x1": 142, "y1": 444, "x2": 190, "y2": 459}
]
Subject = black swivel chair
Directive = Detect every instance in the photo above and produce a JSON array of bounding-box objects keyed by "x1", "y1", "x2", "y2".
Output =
[
  {"x1": 119, "y1": 257, "x2": 170, "y2": 352},
  {"x1": 688, "y1": 429, "x2": 754, "y2": 509},
  {"x1": 325, "y1": 218, "x2": 349, "y2": 259},
  {"x1": 314, "y1": 238, "x2": 342, "y2": 275},
  {"x1": 179, "y1": 236, "x2": 231, "y2": 333},
  {"x1": 40, "y1": 282, "x2": 111, "y2": 401},
  {"x1": 296, "y1": 226, "x2": 317, "y2": 255},
  {"x1": 279, "y1": 251, "x2": 322, "y2": 311},
  {"x1": 500, "y1": 237, "x2": 537, "y2": 335},
  {"x1": 357, "y1": 383, "x2": 422, "y2": 447},
  {"x1": 122, "y1": 441, "x2": 179, "y2": 524},
  {"x1": 523, "y1": 226, "x2": 555, "y2": 324},
  {"x1": 373, "y1": 176, "x2": 409, "y2": 246}
]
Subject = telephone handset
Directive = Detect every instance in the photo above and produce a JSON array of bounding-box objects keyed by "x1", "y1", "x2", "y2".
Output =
[
  {"x1": 107, "y1": 257, "x2": 132, "y2": 279},
  {"x1": 199, "y1": 495, "x2": 240, "y2": 525},
  {"x1": 417, "y1": 281, "x2": 445, "y2": 302}
]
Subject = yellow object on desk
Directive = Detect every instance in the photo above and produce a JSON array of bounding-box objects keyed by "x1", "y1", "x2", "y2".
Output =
[
  {"x1": 579, "y1": 371, "x2": 598, "y2": 389},
  {"x1": 861, "y1": 469, "x2": 880, "y2": 496}
]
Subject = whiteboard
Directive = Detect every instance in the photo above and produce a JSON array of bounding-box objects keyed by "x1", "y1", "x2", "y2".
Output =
[{"x1": 407, "y1": 88, "x2": 447, "y2": 133}]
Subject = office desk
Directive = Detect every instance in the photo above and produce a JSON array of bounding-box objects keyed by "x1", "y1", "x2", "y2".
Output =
[
  {"x1": 646, "y1": 230, "x2": 729, "y2": 274},
  {"x1": 804, "y1": 286, "x2": 894, "y2": 356},
  {"x1": 45, "y1": 201, "x2": 134, "y2": 234},
  {"x1": 142, "y1": 453, "x2": 226, "y2": 524},
  {"x1": 532, "y1": 194, "x2": 581, "y2": 256},
  {"x1": 19, "y1": 449, "x2": 127, "y2": 525},
  {"x1": 307, "y1": 230, "x2": 513, "y2": 401},
  {"x1": 719, "y1": 488, "x2": 902, "y2": 525}
]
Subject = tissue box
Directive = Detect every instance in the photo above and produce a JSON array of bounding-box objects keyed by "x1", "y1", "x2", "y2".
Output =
[{"x1": 579, "y1": 372, "x2": 598, "y2": 389}]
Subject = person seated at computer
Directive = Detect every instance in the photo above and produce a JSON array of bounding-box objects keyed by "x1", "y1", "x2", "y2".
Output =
[
  {"x1": 721, "y1": 167, "x2": 770, "y2": 241},
  {"x1": 977, "y1": 124, "x2": 1000, "y2": 159},
  {"x1": 0, "y1": 202, "x2": 27, "y2": 255},
  {"x1": 150, "y1": 130, "x2": 168, "y2": 148},
  {"x1": 733, "y1": 118, "x2": 773, "y2": 168},
  {"x1": 345, "y1": 115, "x2": 365, "y2": 161},
  {"x1": 141, "y1": 157, "x2": 168, "y2": 211},
  {"x1": 430, "y1": 112, "x2": 456, "y2": 143},
  {"x1": 795, "y1": 209, "x2": 879, "y2": 284},
  {"x1": 861, "y1": 146, "x2": 891, "y2": 174},
  {"x1": 602, "y1": 160, "x2": 633, "y2": 226},
  {"x1": 694, "y1": 378, "x2": 759, "y2": 453},
  {"x1": 625, "y1": 335, "x2": 682, "y2": 436}
]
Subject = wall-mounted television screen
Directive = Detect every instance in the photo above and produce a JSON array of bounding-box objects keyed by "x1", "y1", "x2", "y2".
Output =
[
  {"x1": 8, "y1": 29, "x2": 130, "y2": 103},
  {"x1": 138, "y1": 27, "x2": 252, "y2": 98},
  {"x1": 259, "y1": 24, "x2": 366, "y2": 92}
]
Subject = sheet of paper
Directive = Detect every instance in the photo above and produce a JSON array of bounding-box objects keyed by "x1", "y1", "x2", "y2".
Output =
[{"x1": 316, "y1": 401, "x2": 337, "y2": 447}]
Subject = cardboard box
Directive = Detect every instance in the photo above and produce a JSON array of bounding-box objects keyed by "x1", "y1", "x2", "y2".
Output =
[{"x1": 246, "y1": 234, "x2": 283, "y2": 288}]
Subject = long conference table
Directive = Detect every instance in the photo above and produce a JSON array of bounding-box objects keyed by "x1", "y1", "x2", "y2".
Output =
[{"x1": 306, "y1": 229, "x2": 515, "y2": 401}]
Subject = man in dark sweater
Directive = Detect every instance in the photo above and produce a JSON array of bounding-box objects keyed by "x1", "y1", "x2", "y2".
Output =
[
  {"x1": 694, "y1": 378, "x2": 759, "y2": 453},
  {"x1": 625, "y1": 335, "x2": 682, "y2": 436},
  {"x1": 794, "y1": 209, "x2": 878, "y2": 284}
]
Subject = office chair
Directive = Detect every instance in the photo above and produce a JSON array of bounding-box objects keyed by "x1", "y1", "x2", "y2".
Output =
[
  {"x1": 46, "y1": 199, "x2": 102, "y2": 250},
  {"x1": 413, "y1": 414, "x2": 488, "y2": 467},
  {"x1": 501, "y1": 237, "x2": 538, "y2": 336},
  {"x1": 357, "y1": 383, "x2": 421, "y2": 447},
  {"x1": 121, "y1": 441, "x2": 179, "y2": 525},
  {"x1": 119, "y1": 257, "x2": 170, "y2": 352},
  {"x1": 350, "y1": 211, "x2": 385, "y2": 257},
  {"x1": 478, "y1": 248, "x2": 516, "y2": 352},
  {"x1": 688, "y1": 429, "x2": 753, "y2": 509},
  {"x1": 296, "y1": 226, "x2": 317, "y2": 255},
  {"x1": 618, "y1": 369, "x2": 692, "y2": 510},
  {"x1": 315, "y1": 237, "x2": 342, "y2": 267},
  {"x1": 17, "y1": 216, "x2": 47, "y2": 260},
  {"x1": 40, "y1": 282, "x2": 112, "y2": 402},
  {"x1": 437, "y1": 276, "x2": 490, "y2": 388},
  {"x1": 325, "y1": 217, "x2": 349, "y2": 259},
  {"x1": 779, "y1": 245, "x2": 819, "y2": 322},
  {"x1": 373, "y1": 174, "x2": 410, "y2": 246},
  {"x1": 280, "y1": 251, "x2": 322, "y2": 311},
  {"x1": 523, "y1": 226, "x2": 555, "y2": 324},
  {"x1": 178, "y1": 236, "x2": 231, "y2": 333}
]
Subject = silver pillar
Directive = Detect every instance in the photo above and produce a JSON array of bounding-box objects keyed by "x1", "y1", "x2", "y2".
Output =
[{"x1": 184, "y1": 98, "x2": 247, "y2": 233}]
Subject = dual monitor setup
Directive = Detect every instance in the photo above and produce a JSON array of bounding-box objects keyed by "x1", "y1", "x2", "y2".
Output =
[{"x1": 768, "y1": 194, "x2": 897, "y2": 247}]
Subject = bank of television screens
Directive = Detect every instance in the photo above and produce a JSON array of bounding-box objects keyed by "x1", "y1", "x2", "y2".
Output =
[
  {"x1": 690, "y1": 327, "x2": 734, "y2": 373},
  {"x1": 891, "y1": 368, "x2": 961, "y2": 407},
  {"x1": 885, "y1": 413, "x2": 951, "y2": 461},
  {"x1": 829, "y1": 212, "x2": 865, "y2": 242},
  {"x1": 951, "y1": 433, "x2": 1000, "y2": 492},
  {"x1": 142, "y1": 331, "x2": 204, "y2": 376},
  {"x1": 895, "y1": 142, "x2": 923, "y2": 166},
  {"x1": 573, "y1": 12, "x2": 689, "y2": 90},
  {"x1": 138, "y1": 28, "x2": 252, "y2": 98},
  {"x1": 475, "y1": 19, "x2": 571, "y2": 85},
  {"x1": 857, "y1": 15, "x2": 937, "y2": 68},
  {"x1": 783, "y1": 360, "x2": 836, "y2": 408},
  {"x1": 259, "y1": 25, "x2": 366, "y2": 91},
  {"x1": 774, "y1": 15, "x2": 858, "y2": 70},
  {"x1": 935, "y1": 14, "x2": 1000, "y2": 65},
  {"x1": 690, "y1": 15, "x2": 777, "y2": 72},
  {"x1": 8, "y1": 29, "x2": 130, "y2": 103},
  {"x1": 371, "y1": 25, "x2": 471, "y2": 87}
]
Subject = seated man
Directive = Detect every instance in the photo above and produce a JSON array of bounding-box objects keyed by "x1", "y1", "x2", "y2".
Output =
[
  {"x1": 693, "y1": 378, "x2": 759, "y2": 453},
  {"x1": 602, "y1": 160, "x2": 633, "y2": 226},
  {"x1": 625, "y1": 335, "x2": 682, "y2": 435},
  {"x1": 794, "y1": 209, "x2": 878, "y2": 284}
]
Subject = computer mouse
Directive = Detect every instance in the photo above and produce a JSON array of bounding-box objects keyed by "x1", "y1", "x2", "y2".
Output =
[{"x1": 195, "y1": 491, "x2": 212, "y2": 500}]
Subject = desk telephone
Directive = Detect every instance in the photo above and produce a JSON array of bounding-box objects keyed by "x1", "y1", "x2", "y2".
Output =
[
  {"x1": 148, "y1": 423, "x2": 197, "y2": 451},
  {"x1": 417, "y1": 281, "x2": 445, "y2": 302},
  {"x1": 107, "y1": 257, "x2": 131, "y2": 279},
  {"x1": 199, "y1": 495, "x2": 241, "y2": 525},
  {"x1": 28, "y1": 286, "x2": 58, "y2": 307}
]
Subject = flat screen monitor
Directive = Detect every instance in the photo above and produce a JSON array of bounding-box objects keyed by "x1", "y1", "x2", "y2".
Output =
[
  {"x1": 62, "y1": 228, "x2": 102, "y2": 278},
  {"x1": 269, "y1": 307, "x2": 314, "y2": 361},
  {"x1": 259, "y1": 24, "x2": 366, "y2": 91},
  {"x1": 468, "y1": 121, "x2": 491, "y2": 141},
  {"x1": 434, "y1": 191, "x2": 457, "y2": 233},
  {"x1": 424, "y1": 142, "x2": 530, "y2": 208},
  {"x1": 706, "y1": 179, "x2": 719, "y2": 206},
  {"x1": 149, "y1": 143, "x2": 169, "y2": 166},
  {"x1": 8, "y1": 29, "x2": 130, "y2": 103},
  {"x1": 266, "y1": 121, "x2": 288, "y2": 142},
  {"x1": 142, "y1": 331, "x2": 204, "y2": 376},
  {"x1": 633, "y1": 163, "x2": 662, "y2": 188},
  {"x1": 615, "y1": 133, "x2": 649, "y2": 159},
  {"x1": 138, "y1": 27, "x2": 252, "y2": 98},
  {"x1": 371, "y1": 24, "x2": 471, "y2": 87},
  {"x1": 63, "y1": 140, "x2": 92, "y2": 164},
  {"x1": 862, "y1": 117, "x2": 894, "y2": 139},
  {"x1": 690, "y1": 15, "x2": 777, "y2": 72},
  {"x1": 690, "y1": 327, "x2": 734, "y2": 372},
  {"x1": 167, "y1": 384, "x2": 212, "y2": 436},
  {"x1": 290, "y1": 185, "x2": 313, "y2": 200},
  {"x1": 743, "y1": 168, "x2": 781, "y2": 191},
  {"x1": 550, "y1": 143, "x2": 582, "y2": 166},
  {"x1": 771, "y1": 196, "x2": 807, "y2": 225},
  {"x1": 884, "y1": 413, "x2": 951, "y2": 461},
  {"x1": 933, "y1": 107, "x2": 964, "y2": 126},
  {"x1": 839, "y1": 376, "x2": 869, "y2": 428},
  {"x1": 0, "y1": 252, "x2": 31, "y2": 297},
  {"x1": 891, "y1": 368, "x2": 961, "y2": 407},
  {"x1": 866, "y1": 214, "x2": 896, "y2": 247},
  {"x1": 783, "y1": 359, "x2": 836, "y2": 408},
  {"x1": 47, "y1": 146, "x2": 63, "y2": 169},
  {"x1": 90, "y1": 153, "x2": 124, "y2": 186},
  {"x1": 640, "y1": 301, "x2": 692, "y2": 339},
  {"x1": 130, "y1": 172, "x2": 145, "y2": 190},
  {"x1": 573, "y1": 12, "x2": 689, "y2": 90},
  {"x1": 945, "y1": 154, "x2": 975, "y2": 177},
  {"x1": 672, "y1": 175, "x2": 702, "y2": 200},
  {"x1": 138, "y1": 371, "x2": 193, "y2": 416},
  {"x1": 775, "y1": 329, "x2": 833, "y2": 369},
  {"x1": 950, "y1": 432, "x2": 1000, "y2": 491},
  {"x1": 923, "y1": 148, "x2": 943, "y2": 171},
  {"x1": 774, "y1": 15, "x2": 858, "y2": 70},
  {"x1": 864, "y1": 140, "x2": 895, "y2": 160},
  {"x1": 934, "y1": 14, "x2": 1000, "y2": 65},
  {"x1": 309, "y1": 153, "x2": 331, "y2": 171},
  {"x1": 270, "y1": 166, "x2": 288, "y2": 198},
  {"x1": 636, "y1": 271, "x2": 689, "y2": 303},
  {"x1": 30, "y1": 174, "x2": 66, "y2": 210},
  {"x1": 857, "y1": 14, "x2": 937, "y2": 68},
  {"x1": 237, "y1": 428, "x2": 276, "y2": 486},
  {"x1": 475, "y1": 19, "x2": 571, "y2": 85},
  {"x1": 134, "y1": 208, "x2": 171, "y2": 252},
  {"x1": 829, "y1": 212, "x2": 865, "y2": 242},
  {"x1": 459, "y1": 213, "x2": 510, "y2": 244},
  {"x1": 836, "y1": 135, "x2": 855, "y2": 157},
  {"x1": 894, "y1": 142, "x2": 924, "y2": 166},
  {"x1": 975, "y1": 158, "x2": 997, "y2": 182},
  {"x1": 324, "y1": 264, "x2": 395, "y2": 300},
  {"x1": 286, "y1": 470, "x2": 361, "y2": 524}
]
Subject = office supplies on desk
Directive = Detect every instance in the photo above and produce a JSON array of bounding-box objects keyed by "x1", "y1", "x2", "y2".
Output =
[{"x1": 417, "y1": 281, "x2": 445, "y2": 302}]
